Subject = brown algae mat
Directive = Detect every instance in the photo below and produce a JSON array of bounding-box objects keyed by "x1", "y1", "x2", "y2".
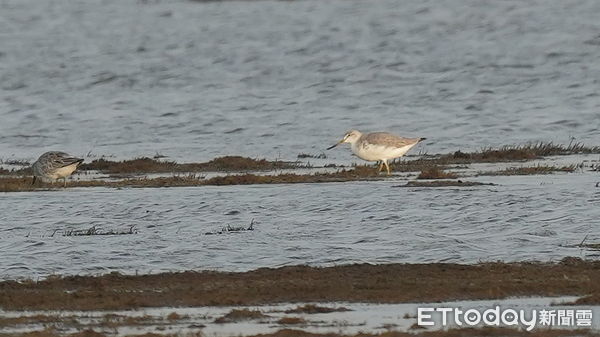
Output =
[
  {"x1": 419, "y1": 142, "x2": 600, "y2": 164},
  {"x1": 2, "y1": 142, "x2": 597, "y2": 177},
  {"x1": 78, "y1": 156, "x2": 304, "y2": 173},
  {"x1": 0, "y1": 155, "x2": 303, "y2": 178},
  {"x1": 0, "y1": 166, "x2": 383, "y2": 192},
  {"x1": 2, "y1": 258, "x2": 600, "y2": 311},
  {"x1": 1, "y1": 142, "x2": 598, "y2": 192},
  {"x1": 478, "y1": 165, "x2": 577, "y2": 176},
  {"x1": 416, "y1": 166, "x2": 459, "y2": 179}
]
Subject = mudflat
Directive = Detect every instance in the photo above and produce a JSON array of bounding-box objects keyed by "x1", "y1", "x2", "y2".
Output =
[{"x1": 1, "y1": 258, "x2": 599, "y2": 311}]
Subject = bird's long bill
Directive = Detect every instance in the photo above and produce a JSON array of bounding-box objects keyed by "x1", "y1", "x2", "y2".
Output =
[
  {"x1": 31, "y1": 176, "x2": 37, "y2": 186},
  {"x1": 326, "y1": 140, "x2": 343, "y2": 150}
]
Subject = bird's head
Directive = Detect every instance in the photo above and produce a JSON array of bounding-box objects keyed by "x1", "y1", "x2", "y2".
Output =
[{"x1": 327, "y1": 130, "x2": 362, "y2": 150}]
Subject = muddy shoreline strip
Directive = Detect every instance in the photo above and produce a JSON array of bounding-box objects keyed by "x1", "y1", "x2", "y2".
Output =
[
  {"x1": 2, "y1": 142, "x2": 597, "y2": 176},
  {"x1": 1, "y1": 142, "x2": 597, "y2": 192},
  {"x1": 1, "y1": 258, "x2": 599, "y2": 310},
  {"x1": 0, "y1": 167, "x2": 385, "y2": 192}
]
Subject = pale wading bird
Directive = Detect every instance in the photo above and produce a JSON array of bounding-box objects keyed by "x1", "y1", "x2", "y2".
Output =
[
  {"x1": 327, "y1": 130, "x2": 426, "y2": 175},
  {"x1": 32, "y1": 151, "x2": 84, "y2": 187}
]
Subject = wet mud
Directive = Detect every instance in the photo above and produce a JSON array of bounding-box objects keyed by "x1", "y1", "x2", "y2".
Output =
[
  {"x1": 0, "y1": 143, "x2": 596, "y2": 192},
  {"x1": 78, "y1": 156, "x2": 303, "y2": 174},
  {"x1": 2, "y1": 258, "x2": 600, "y2": 311}
]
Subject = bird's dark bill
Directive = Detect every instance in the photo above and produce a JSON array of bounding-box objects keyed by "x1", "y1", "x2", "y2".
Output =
[{"x1": 326, "y1": 144, "x2": 338, "y2": 150}]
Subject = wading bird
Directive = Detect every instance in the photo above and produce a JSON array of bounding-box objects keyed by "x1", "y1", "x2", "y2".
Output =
[
  {"x1": 327, "y1": 130, "x2": 426, "y2": 175},
  {"x1": 32, "y1": 151, "x2": 84, "y2": 187}
]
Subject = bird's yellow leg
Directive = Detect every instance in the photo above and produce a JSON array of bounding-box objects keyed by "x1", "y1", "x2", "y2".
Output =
[
  {"x1": 384, "y1": 160, "x2": 391, "y2": 175},
  {"x1": 377, "y1": 161, "x2": 384, "y2": 172}
]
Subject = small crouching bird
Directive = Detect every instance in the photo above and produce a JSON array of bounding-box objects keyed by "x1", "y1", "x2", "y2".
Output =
[
  {"x1": 327, "y1": 130, "x2": 426, "y2": 175},
  {"x1": 32, "y1": 151, "x2": 84, "y2": 187}
]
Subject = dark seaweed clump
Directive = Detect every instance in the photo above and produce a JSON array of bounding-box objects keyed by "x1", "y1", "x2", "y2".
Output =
[
  {"x1": 480, "y1": 165, "x2": 576, "y2": 176},
  {"x1": 417, "y1": 166, "x2": 459, "y2": 179},
  {"x1": 439, "y1": 142, "x2": 600, "y2": 164},
  {"x1": 79, "y1": 156, "x2": 302, "y2": 174},
  {"x1": 3, "y1": 258, "x2": 600, "y2": 311},
  {"x1": 0, "y1": 166, "x2": 382, "y2": 192}
]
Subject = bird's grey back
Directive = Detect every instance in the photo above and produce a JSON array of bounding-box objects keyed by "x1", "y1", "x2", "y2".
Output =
[
  {"x1": 363, "y1": 132, "x2": 423, "y2": 148},
  {"x1": 33, "y1": 151, "x2": 83, "y2": 175}
]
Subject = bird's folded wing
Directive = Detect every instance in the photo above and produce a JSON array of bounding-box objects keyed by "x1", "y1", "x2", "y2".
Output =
[
  {"x1": 48, "y1": 152, "x2": 83, "y2": 168},
  {"x1": 364, "y1": 132, "x2": 421, "y2": 148}
]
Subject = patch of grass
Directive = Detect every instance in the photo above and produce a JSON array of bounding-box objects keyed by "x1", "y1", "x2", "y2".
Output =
[
  {"x1": 0, "y1": 175, "x2": 208, "y2": 192},
  {"x1": 284, "y1": 304, "x2": 351, "y2": 314},
  {"x1": 395, "y1": 142, "x2": 600, "y2": 170},
  {"x1": 200, "y1": 167, "x2": 379, "y2": 186},
  {"x1": 417, "y1": 166, "x2": 458, "y2": 179},
  {"x1": 214, "y1": 309, "x2": 269, "y2": 323},
  {"x1": 389, "y1": 160, "x2": 451, "y2": 173},
  {"x1": 1, "y1": 168, "x2": 385, "y2": 192},
  {"x1": 443, "y1": 142, "x2": 600, "y2": 163},
  {"x1": 1, "y1": 142, "x2": 596, "y2": 191},
  {"x1": 447, "y1": 147, "x2": 537, "y2": 162},
  {"x1": 387, "y1": 142, "x2": 598, "y2": 173},
  {"x1": 480, "y1": 165, "x2": 576, "y2": 176},
  {"x1": 79, "y1": 156, "x2": 303, "y2": 174},
  {"x1": 202, "y1": 156, "x2": 302, "y2": 171}
]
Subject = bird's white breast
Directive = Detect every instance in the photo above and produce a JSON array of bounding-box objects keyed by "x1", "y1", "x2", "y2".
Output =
[
  {"x1": 351, "y1": 142, "x2": 417, "y2": 161},
  {"x1": 49, "y1": 164, "x2": 79, "y2": 179}
]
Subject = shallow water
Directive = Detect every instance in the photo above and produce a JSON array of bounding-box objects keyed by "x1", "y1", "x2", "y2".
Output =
[
  {"x1": 0, "y1": 297, "x2": 596, "y2": 335},
  {"x1": 0, "y1": 0, "x2": 599, "y2": 163},
  {"x1": 1, "y1": 170, "x2": 599, "y2": 279},
  {"x1": 1, "y1": 0, "x2": 600, "y2": 279}
]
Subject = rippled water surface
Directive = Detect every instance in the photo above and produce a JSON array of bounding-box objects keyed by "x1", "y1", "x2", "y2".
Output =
[
  {"x1": 1, "y1": 0, "x2": 600, "y2": 279},
  {"x1": 1, "y1": 0, "x2": 600, "y2": 162},
  {"x1": 2, "y1": 172, "x2": 600, "y2": 279}
]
